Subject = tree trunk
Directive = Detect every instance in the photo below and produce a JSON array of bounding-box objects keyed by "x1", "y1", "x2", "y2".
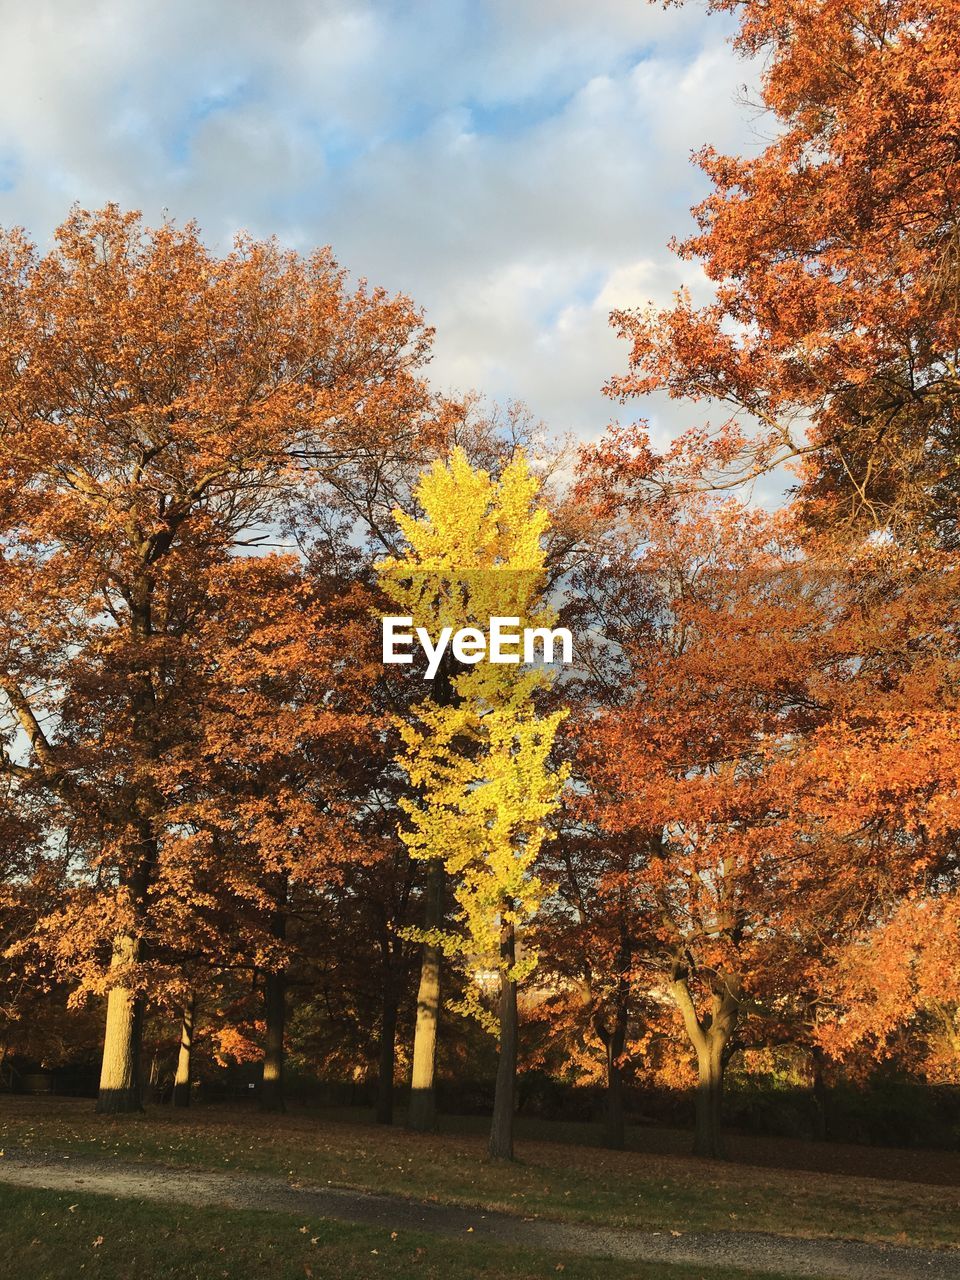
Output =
[
  {"x1": 375, "y1": 984, "x2": 398, "y2": 1125},
  {"x1": 693, "y1": 1040, "x2": 726, "y2": 1158},
  {"x1": 407, "y1": 859, "x2": 444, "y2": 1131},
  {"x1": 145, "y1": 1052, "x2": 160, "y2": 1105},
  {"x1": 489, "y1": 919, "x2": 518, "y2": 1161},
  {"x1": 670, "y1": 965, "x2": 739, "y2": 1160},
  {"x1": 96, "y1": 935, "x2": 144, "y2": 1114},
  {"x1": 603, "y1": 1020, "x2": 627, "y2": 1150},
  {"x1": 811, "y1": 1044, "x2": 829, "y2": 1141},
  {"x1": 599, "y1": 944, "x2": 630, "y2": 1151},
  {"x1": 261, "y1": 898, "x2": 287, "y2": 1113},
  {"x1": 172, "y1": 996, "x2": 196, "y2": 1108}
]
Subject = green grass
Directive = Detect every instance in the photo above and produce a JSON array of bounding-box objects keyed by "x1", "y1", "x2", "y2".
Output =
[
  {"x1": 2, "y1": 1098, "x2": 958, "y2": 1250},
  {"x1": 1, "y1": 1183, "x2": 808, "y2": 1280}
]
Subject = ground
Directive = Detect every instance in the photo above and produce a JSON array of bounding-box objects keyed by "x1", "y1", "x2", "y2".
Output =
[
  {"x1": 0, "y1": 1098, "x2": 957, "y2": 1279},
  {"x1": 0, "y1": 1182, "x2": 810, "y2": 1280}
]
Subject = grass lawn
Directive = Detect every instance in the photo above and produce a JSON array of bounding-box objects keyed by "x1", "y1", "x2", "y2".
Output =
[
  {"x1": 1, "y1": 1182, "x2": 810, "y2": 1280},
  {"x1": 1, "y1": 1098, "x2": 958, "y2": 1250}
]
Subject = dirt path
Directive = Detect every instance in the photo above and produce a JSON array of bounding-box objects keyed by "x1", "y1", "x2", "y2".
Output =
[{"x1": 0, "y1": 1149, "x2": 956, "y2": 1280}]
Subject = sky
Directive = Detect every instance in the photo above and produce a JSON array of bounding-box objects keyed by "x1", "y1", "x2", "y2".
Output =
[{"x1": 0, "y1": 0, "x2": 764, "y2": 448}]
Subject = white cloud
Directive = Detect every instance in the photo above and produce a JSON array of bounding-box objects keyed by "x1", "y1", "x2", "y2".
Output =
[{"x1": 0, "y1": 0, "x2": 765, "y2": 443}]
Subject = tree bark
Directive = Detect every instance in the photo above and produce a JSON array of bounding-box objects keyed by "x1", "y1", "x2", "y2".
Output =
[
  {"x1": 261, "y1": 895, "x2": 287, "y2": 1113},
  {"x1": 489, "y1": 918, "x2": 518, "y2": 1161},
  {"x1": 375, "y1": 983, "x2": 398, "y2": 1125},
  {"x1": 96, "y1": 934, "x2": 144, "y2": 1114},
  {"x1": 407, "y1": 859, "x2": 444, "y2": 1131},
  {"x1": 172, "y1": 996, "x2": 196, "y2": 1108}
]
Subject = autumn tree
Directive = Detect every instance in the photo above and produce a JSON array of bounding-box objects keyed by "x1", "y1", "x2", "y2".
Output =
[
  {"x1": 0, "y1": 205, "x2": 434, "y2": 1112},
  {"x1": 532, "y1": 727, "x2": 662, "y2": 1151},
  {"x1": 596, "y1": 0, "x2": 960, "y2": 1135},
  {"x1": 778, "y1": 549, "x2": 960, "y2": 1082},
  {"x1": 612, "y1": 0, "x2": 960, "y2": 549},
  {"x1": 568, "y1": 470, "x2": 832, "y2": 1157},
  {"x1": 379, "y1": 449, "x2": 567, "y2": 1160},
  {"x1": 285, "y1": 825, "x2": 421, "y2": 1123},
  {"x1": 532, "y1": 828, "x2": 652, "y2": 1150},
  {"x1": 312, "y1": 405, "x2": 579, "y2": 1136},
  {"x1": 172, "y1": 547, "x2": 389, "y2": 1114}
]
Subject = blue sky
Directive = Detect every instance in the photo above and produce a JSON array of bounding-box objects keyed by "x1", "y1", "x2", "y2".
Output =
[{"x1": 0, "y1": 0, "x2": 762, "y2": 445}]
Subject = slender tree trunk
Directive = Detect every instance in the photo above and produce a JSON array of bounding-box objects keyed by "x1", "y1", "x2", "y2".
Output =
[
  {"x1": 145, "y1": 1051, "x2": 160, "y2": 1104},
  {"x1": 811, "y1": 1044, "x2": 829, "y2": 1141},
  {"x1": 173, "y1": 996, "x2": 196, "y2": 1108},
  {"x1": 603, "y1": 1016, "x2": 627, "y2": 1150},
  {"x1": 376, "y1": 983, "x2": 398, "y2": 1125},
  {"x1": 408, "y1": 859, "x2": 444, "y2": 1131},
  {"x1": 600, "y1": 939, "x2": 630, "y2": 1151},
  {"x1": 96, "y1": 934, "x2": 144, "y2": 1114},
  {"x1": 261, "y1": 894, "x2": 287, "y2": 1113},
  {"x1": 489, "y1": 919, "x2": 518, "y2": 1161}
]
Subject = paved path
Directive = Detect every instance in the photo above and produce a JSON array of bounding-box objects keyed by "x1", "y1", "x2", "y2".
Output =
[{"x1": 0, "y1": 1149, "x2": 956, "y2": 1279}]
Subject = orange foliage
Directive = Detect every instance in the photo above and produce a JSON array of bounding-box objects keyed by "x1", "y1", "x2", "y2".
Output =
[{"x1": 609, "y1": 0, "x2": 960, "y2": 545}]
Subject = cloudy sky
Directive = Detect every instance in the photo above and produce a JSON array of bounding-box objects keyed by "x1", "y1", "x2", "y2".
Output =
[{"x1": 0, "y1": 0, "x2": 763, "y2": 446}]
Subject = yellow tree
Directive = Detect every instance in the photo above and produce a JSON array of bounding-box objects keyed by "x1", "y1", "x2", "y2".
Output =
[{"x1": 379, "y1": 448, "x2": 567, "y2": 1159}]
